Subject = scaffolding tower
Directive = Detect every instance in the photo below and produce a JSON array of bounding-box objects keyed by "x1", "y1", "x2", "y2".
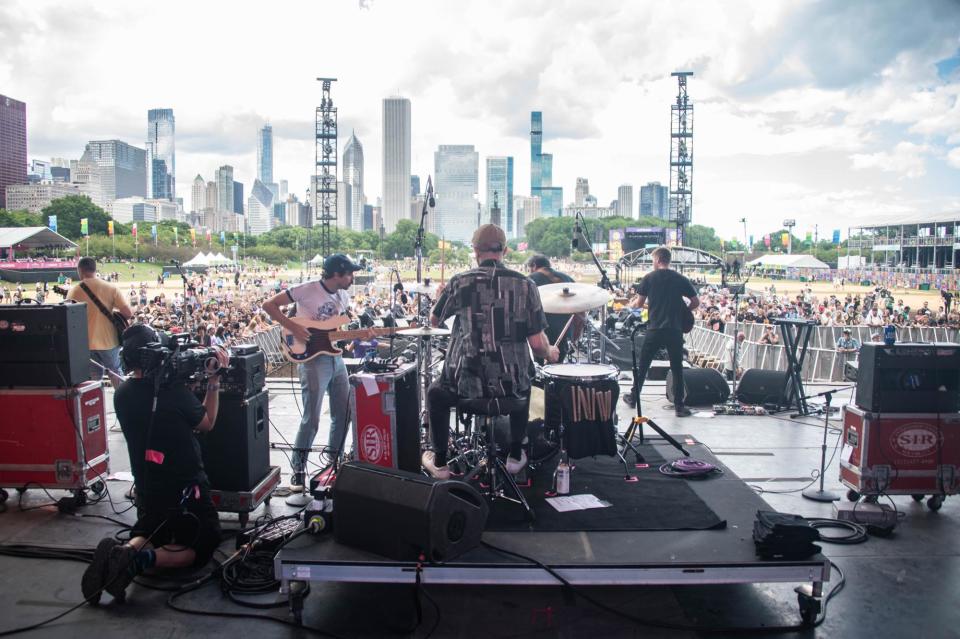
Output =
[
  {"x1": 669, "y1": 71, "x2": 694, "y2": 246},
  {"x1": 315, "y1": 78, "x2": 338, "y2": 256}
]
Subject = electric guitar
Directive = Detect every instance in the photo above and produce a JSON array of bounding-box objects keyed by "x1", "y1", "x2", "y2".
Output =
[{"x1": 280, "y1": 314, "x2": 411, "y2": 363}]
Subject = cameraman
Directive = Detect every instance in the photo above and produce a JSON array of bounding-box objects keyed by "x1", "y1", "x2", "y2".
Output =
[{"x1": 81, "y1": 324, "x2": 229, "y2": 604}]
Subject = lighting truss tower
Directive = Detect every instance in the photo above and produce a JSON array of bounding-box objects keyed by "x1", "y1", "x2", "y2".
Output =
[
  {"x1": 315, "y1": 78, "x2": 338, "y2": 256},
  {"x1": 669, "y1": 71, "x2": 694, "y2": 246}
]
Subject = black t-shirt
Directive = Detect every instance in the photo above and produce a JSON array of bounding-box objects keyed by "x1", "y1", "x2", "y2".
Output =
[
  {"x1": 529, "y1": 268, "x2": 576, "y2": 347},
  {"x1": 636, "y1": 269, "x2": 697, "y2": 331},
  {"x1": 114, "y1": 378, "x2": 208, "y2": 501}
]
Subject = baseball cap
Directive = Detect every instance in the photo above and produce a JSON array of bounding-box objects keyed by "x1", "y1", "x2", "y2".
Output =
[
  {"x1": 471, "y1": 224, "x2": 507, "y2": 252},
  {"x1": 120, "y1": 323, "x2": 162, "y2": 371},
  {"x1": 323, "y1": 254, "x2": 363, "y2": 275}
]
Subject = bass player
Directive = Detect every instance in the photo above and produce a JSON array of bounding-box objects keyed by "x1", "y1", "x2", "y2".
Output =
[{"x1": 262, "y1": 254, "x2": 364, "y2": 492}]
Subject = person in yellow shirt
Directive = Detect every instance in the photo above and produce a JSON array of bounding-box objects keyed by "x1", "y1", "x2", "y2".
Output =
[{"x1": 67, "y1": 257, "x2": 134, "y2": 379}]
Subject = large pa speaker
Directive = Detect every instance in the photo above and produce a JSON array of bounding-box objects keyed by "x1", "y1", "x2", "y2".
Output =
[
  {"x1": 856, "y1": 343, "x2": 960, "y2": 413},
  {"x1": 199, "y1": 389, "x2": 270, "y2": 491},
  {"x1": 0, "y1": 304, "x2": 90, "y2": 387},
  {"x1": 736, "y1": 369, "x2": 792, "y2": 406},
  {"x1": 666, "y1": 368, "x2": 730, "y2": 406},
  {"x1": 333, "y1": 462, "x2": 488, "y2": 562}
]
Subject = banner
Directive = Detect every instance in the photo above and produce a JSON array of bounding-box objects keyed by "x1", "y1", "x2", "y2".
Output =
[
  {"x1": 107, "y1": 220, "x2": 114, "y2": 237},
  {"x1": 132, "y1": 223, "x2": 138, "y2": 244},
  {"x1": 805, "y1": 231, "x2": 812, "y2": 242},
  {"x1": 190, "y1": 228, "x2": 196, "y2": 246},
  {"x1": 220, "y1": 231, "x2": 225, "y2": 243},
  {"x1": 781, "y1": 233, "x2": 789, "y2": 247},
  {"x1": 764, "y1": 234, "x2": 771, "y2": 248},
  {"x1": 151, "y1": 224, "x2": 158, "y2": 239},
  {"x1": 832, "y1": 229, "x2": 840, "y2": 244},
  {"x1": 518, "y1": 241, "x2": 528, "y2": 251},
  {"x1": 205, "y1": 229, "x2": 211, "y2": 247},
  {"x1": 80, "y1": 218, "x2": 88, "y2": 236},
  {"x1": 173, "y1": 227, "x2": 178, "y2": 246},
  {"x1": 749, "y1": 234, "x2": 754, "y2": 248},
  {"x1": 48, "y1": 215, "x2": 57, "y2": 232}
]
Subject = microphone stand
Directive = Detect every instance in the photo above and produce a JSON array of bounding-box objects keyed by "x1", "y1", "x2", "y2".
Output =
[
  {"x1": 724, "y1": 271, "x2": 752, "y2": 408},
  {"x1": 573, "y1": 210, "x2": 614, "y2": 363},
  {"x1": 173, "y1": 260, "x2": 191, "y2": 336},
  {"x1": 414, "y1": 177, "x2": 433, "y2": 321},
  {"x1": 801, "y1": 387, "x2": 846, "y2": 502}
]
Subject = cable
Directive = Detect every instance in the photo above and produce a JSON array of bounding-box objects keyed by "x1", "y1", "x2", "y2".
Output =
[
  {"x1": 805, "y1": 518, "x2": 868, "y2": 544},
  {"x1": 480, "y1": 540, "x2": 846, "y2": 633}
]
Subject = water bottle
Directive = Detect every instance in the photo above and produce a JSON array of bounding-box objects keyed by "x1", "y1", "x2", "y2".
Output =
[
  {"x1": 555, "y1": 452, "x2": 571, "y2": 495},
  {"x1": 883, "y1": 324, "x2": 896, "y2": 346}
]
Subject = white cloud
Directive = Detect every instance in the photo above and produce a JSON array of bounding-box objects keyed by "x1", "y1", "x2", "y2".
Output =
[
  {"x1": 947, "y1": 147, "x2": 960, "y2": 170},
  {"x1": 851, "y1": 142, "x2": 930, "y2": 179}
]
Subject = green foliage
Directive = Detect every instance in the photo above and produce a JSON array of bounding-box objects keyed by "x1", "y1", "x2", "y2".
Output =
[
  {"x1": 0, "y1": 209, "x2": 43, "y2": 227},
  {"x1": 40, "y1": 196, "x2": 111, "y2": 239},
  {"x1": 523, "y1": 215, "x2": 664, "y2": 257}
]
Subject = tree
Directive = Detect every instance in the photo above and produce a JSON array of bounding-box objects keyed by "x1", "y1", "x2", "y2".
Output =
[
  {"x1": 41, "y1": 196, "x2": 111, "y2": 239},
  {"x1": 0, "y1": 209, "x2": 42, "y2": 227},
  {"x1": 382, "y1": 219, "x2": 439, "y2": 259}
]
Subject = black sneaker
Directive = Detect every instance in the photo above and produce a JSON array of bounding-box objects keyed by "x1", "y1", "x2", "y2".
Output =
[
  {"x1": 104, "y1": 544, "x2": 139, "y2": 603},
  {"x1": 81, "y1": 537, "x2": 118, "y2": 605},
  {"x1": 675, "y1": 406, "x2": 692, "y2": 417}
]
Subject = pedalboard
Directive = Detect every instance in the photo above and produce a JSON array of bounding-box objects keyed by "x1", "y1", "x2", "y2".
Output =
[{"x1": 833, "y1": 501, "x2": 897, "y2": 527}]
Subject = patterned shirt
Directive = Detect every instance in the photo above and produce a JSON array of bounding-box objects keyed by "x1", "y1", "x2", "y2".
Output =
[{"x1": 432, "y1": 259, "x2": 548, "y2": 399}]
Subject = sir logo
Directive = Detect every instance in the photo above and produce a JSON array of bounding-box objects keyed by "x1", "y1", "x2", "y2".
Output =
[
  {"x1": 890, "y1": 423, "x2": 941, "y2": 458},
  {"x1": 361, "y1": 424, "x2": 385, "y2": 463}
]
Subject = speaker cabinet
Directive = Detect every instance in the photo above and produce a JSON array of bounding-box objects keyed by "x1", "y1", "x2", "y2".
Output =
[
  {"x1": 666, "y1": 368, "x2": 730, "y2": 406},
  {"x1": 333, "y1": 462, "x2": 488, "y2": 562},
  {"x1": 736, "y1": 369, "x2": 792, "y2": 406},
  {"x1": 0, "y1": 304, "x2": 90, "y2": 387},
  {"x1": 199, "y1": 390, "x2": 270, "y2": 491},
  {"x1": 856, "y1": 343, "x2": 960, "y2": 413}
]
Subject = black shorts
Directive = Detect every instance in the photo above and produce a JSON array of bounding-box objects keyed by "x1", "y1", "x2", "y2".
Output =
[{"x1": 132, "y1": 491, "x2": 221, "y2": 567}]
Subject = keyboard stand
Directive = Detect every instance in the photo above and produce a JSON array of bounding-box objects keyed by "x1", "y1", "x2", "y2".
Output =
[{"x1": 775, "y1": 318, "x2": 814, "y2": 416}]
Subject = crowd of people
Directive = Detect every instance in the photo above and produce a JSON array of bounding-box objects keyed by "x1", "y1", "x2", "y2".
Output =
[{"x1": 693, "y1": 283, "x2": 959, "y2": 331}]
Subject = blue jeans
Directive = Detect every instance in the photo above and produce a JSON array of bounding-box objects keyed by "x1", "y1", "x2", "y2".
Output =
[
  {"x1": 292, "y1": 355, "x2": 350, "y2": 472},
  {"x1": 90, "y1": 347, "x2": 122, "y2": 380}
]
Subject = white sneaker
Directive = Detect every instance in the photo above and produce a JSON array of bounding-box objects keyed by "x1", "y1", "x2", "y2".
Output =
[
  {"x1": 421, "y1": 451, "x2": 451, "y2": 480},
  {"x1": 289, "y1": 472, "x2": 305, "y2": 493},
  {"x1": 506, "y1": 450, "x2": 528, "y2": 475}
]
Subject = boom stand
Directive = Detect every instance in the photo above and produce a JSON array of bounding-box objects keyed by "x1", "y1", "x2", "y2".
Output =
[
  {"x1": 174, "y1": 261, "x2": 191, "y2": 336},
  {"x1": 723, "y1": 276, "x2": 750, "y2": 408},
  {"x1": 802, "y1": 389, "x2": 840, "y2": 502},
  {"x1": 619, "y1": 322, "x2": 691, "y2": 467},
  {"x1": 573, "y1": 210, "x2": 614, "y2": 362}
]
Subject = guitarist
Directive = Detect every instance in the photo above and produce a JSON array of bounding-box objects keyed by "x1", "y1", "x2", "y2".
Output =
[
  {"x1": 628, "y1": 246, "x2": 700, "y2": 417},
  {"x1": 67, "y1": 256, "x2": 133, "y2": 380},
  {"x1": 262, "y1": 254, "x2": 363, "y2": 492}
]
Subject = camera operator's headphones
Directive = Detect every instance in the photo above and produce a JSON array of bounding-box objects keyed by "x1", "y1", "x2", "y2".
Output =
[{"x1": 120, "y1": 323, "x2": 164, "y2": 373}]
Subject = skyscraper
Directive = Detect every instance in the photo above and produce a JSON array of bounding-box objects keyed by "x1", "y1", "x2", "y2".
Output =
[
  {"x1": 191, "y1": 174, "x2": 205, "y2": 215},
  {"x1": 343, "y1": 131, "x2": 364, "y2": 231},
  {"x1": 575, "y1": 177, "x2": 589, "y2": 207},
  {"x1": 0, "y1": 94, "x2": 27, "y2": 208},
  {"x1": 485, "y1": 157, "x2": 514, "y2": 236},
  {"x1": 410, "y1": 175, "x2": 420, "y2": 197},
  {"x1": 146, "y1": 109, "x2": 175, "y2": 200},
  {"x1": 529, "y1": 111, "x2": 562, "y2": 217},
  {"x1": 247, "y1": 178, "x2": 274, "y2": 235},
  {"x1": 233, "y1": 181, "x2": 244, "y2": 215},
  {"x1": 617, "y1": 184, "x2": 633, "y2": 218},
  {"x1": 75, "y1": 140, "x2": 147, "y2": 212},
  {"x1": 382, "y1": 97, "x2": 411, "y2": 232},
  {"x1": 434, "y1": 145, "x2": 478, "y2": 244},
  {"x1": 257, "y1": 124, "x2": 273, "y2": 185},
  {"x1": 215, "y1": 165, "x2": 234, "y2": 215},
  {"x1": 640, "y1": 182, "x2": 670, "y2": 219}
]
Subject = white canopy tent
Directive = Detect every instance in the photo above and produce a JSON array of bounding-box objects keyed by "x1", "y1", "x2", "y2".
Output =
[
  {"x1": 746, "y1": 254, "x2": 830, "y2": 269},
  {"x1": 209, "y1": 252, "x2": 232, "y2": 265},
  {"x1": 308, "y1": 254, "x2": 324, "y2": 265},
  {"x1": 182, "y1": 252, "x2": 209, "y2": 267}
]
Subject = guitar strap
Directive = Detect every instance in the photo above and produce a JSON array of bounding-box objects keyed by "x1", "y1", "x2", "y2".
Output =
[{"x1": 79, "y1": 282, "x2": 118, "y2": 326}]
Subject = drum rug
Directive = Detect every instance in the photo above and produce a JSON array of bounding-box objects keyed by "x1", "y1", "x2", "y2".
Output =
[{"x1": 485, "y1": 442, "x2": 727, "y2": 532}]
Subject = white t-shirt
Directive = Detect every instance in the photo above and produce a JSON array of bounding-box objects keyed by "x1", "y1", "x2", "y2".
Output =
[{"x1": 286, "y1": 280, "x2": 350, "y2": 321}]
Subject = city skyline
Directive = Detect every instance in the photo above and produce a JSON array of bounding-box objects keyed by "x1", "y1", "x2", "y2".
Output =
[{"x1": 2, "y1": 0, "x2": 959, "y2": 240}]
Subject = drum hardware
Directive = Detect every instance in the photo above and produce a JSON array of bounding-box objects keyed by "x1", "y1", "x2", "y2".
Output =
[
  {"x1": 398, "y1": 326, "x2": 450, "y2": 430},
  {"x1": 538, "y1": 282, "x2": 612, "y2": 314}
]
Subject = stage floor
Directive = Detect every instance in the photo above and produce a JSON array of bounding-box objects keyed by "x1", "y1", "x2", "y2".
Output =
[
  {"x1": 1, "y1": 378, "x2": 959, "y2": 638},
  {"x1": 276, "y1": 439, "x2": 830, "y2": 592}
]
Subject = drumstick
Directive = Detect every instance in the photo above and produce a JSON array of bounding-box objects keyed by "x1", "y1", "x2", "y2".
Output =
[{"x1": 552, "y1": 315, "x2": 576, "y2": 347}]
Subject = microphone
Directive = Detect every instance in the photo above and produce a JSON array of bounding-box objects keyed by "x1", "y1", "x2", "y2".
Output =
[
  {"x1": 171, "y1": 259, "x2": 180, "y2": 266},
  {"x1": 426, "y1": 177, "x2": 435, "y2": 208}
]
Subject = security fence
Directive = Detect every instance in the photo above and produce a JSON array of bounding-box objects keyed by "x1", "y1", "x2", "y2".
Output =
[
  {"x1": 685, "y1": 322, "x2": 959, "y2": 383},
  {"x1": 249, "y1": 325, "x2": 286, "y2": 373}
]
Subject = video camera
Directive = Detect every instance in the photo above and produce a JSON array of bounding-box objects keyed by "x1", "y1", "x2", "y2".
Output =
[{"x1": 137, "y1": 333, "x2": 221, "y2": 386}]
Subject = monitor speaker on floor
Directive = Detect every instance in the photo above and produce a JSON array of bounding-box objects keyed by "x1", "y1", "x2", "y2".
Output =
[
  {"x1": 333, "y1": 462, "x2": 488, "y2": 562},
  {"x1": 736, "y1": 369, "x2": 793, "y2": 407},
  {"x1": 666, "y1": 368, "x2": 730, "y2": 406}
]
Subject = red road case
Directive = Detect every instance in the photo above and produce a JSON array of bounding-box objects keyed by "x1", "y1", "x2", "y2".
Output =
[
  {"x1": 840, "y1": 405, "x2": 960, "y2": 505},
  {"x1": 0, "y1": 381, "x2": 110, "y2": 498},
  {"x1": 350, "y1": 362, "x2": 420, "y2": 473}
]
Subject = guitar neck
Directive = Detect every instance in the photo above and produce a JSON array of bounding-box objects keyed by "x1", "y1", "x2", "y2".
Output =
[{"x1": 329, "y1": 327, "x2": 400, "y2": 341}]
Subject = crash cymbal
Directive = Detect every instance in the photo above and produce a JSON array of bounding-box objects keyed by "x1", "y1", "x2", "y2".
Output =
[
  {"x1": 398, "y1": 326, "x2": 451, "y2": 337},
  {"x1": 405, "y1": 282, "x2": 440, "y2": 296},
  {"x1": 538, "y1": 282, "x2": 612, "y2": 314}
]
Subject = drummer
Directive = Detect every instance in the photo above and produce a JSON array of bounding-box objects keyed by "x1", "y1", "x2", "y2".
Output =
[
  {"x1": 527, "y1": 254, "x2": 584, "y2": 362},
  {"x1": 421, "y1": 225, "x2": 560, "y2": 480}
]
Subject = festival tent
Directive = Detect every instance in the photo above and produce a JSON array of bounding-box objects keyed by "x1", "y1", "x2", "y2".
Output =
[
  {"x1": 308, "y1": 254, "x2": 324, "y2": 264},
  {"x1": 182, "y1": 252, "x2": 210, "y2": 267},
  {"x1": 210, "y1": 252, "x2": 232, "y2": 265},
  {"x1": 746, "y1": 254, "x2": 830, "y2": 269}
]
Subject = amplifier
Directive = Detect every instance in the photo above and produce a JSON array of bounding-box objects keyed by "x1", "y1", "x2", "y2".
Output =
[
  {"x1": 0, "y1": 303, "x2": 90, "y2": 387},
  {"x1": 855, "y1": 343, "x2": 960, "y2": 413},
  {"x1": 199, "y1": 390, "x2": 270, "y2": 491},
  {"x1": 221, "y1": 347, "x2": 266, "y2": 398}
]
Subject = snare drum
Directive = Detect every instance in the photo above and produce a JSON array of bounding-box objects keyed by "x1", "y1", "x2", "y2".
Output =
[{"x1": 542, "y1": 363, "x2": 620, "y2": 459}]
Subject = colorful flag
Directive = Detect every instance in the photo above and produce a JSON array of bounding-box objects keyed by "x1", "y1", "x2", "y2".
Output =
[
  {"x1": 173, "y1": 227, "x2": 179, "y2": 246},
  {"x1": 132, "y1": 223, "x2": 138, "y2": 244},
  {"x1": 805, "y1": 231, "x2": 812, "y2": 242},
  {"x1": 190, "y1": 228, "x2": 196, "y2": 246},
  {"x1": 48, "y1": 215, "x2": 57, "y2": 232},
  {"x1": 832, "y1": 229, "x2": 840, "y2": 244},
  {"x1": 781, "y1": 233, "x2": 789, "y2": 247},
  {"x1": 205, "y1": 229, "x2": 211, "y2": 247},
  {"x1": 107, "y1": 220, "x2": 114, "y2": 236},
  {"x1": 151, "y1": 224, "x2": 158, "y2": 239},
  {"x1": 80, "y1": 218, "x2": 88, "y2": 236},
  {"x1": 764, "y1": 234, "x2": 771, "y2": 248},
  {"x1": 518, "y1": 241, "x2": 528, "y2": 251},
  {"x1": 220, "y1": 231, "x2": 225, "y2": 243},
  {"x1": 749, "y1": 234, "x2": 754, "y2": 247}
]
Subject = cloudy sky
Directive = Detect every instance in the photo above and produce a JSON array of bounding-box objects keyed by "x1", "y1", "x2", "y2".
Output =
[{"x1": 3, "y1": 0, "x2": 959, "y2": 240}]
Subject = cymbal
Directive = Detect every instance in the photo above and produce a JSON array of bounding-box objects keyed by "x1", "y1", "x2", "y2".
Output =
[
  {"x1": 398, "y1": 326, "x2": 451, "y2": 337},
  {"x1": 405, "y1": 282, "x2": 439, "y2": 296},
  {"x1": 538, "y1": 283, "x2": 611, "y2": 314}
]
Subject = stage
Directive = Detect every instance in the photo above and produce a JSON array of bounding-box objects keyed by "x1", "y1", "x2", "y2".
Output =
[{"x1": 0, "y1": 379, "x2": 958, "y2": 637}]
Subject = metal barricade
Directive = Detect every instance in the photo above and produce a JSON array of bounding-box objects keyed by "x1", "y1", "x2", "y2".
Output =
[{"x1": 251, "y1": 325, "x2": 285, "y2": 373}]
